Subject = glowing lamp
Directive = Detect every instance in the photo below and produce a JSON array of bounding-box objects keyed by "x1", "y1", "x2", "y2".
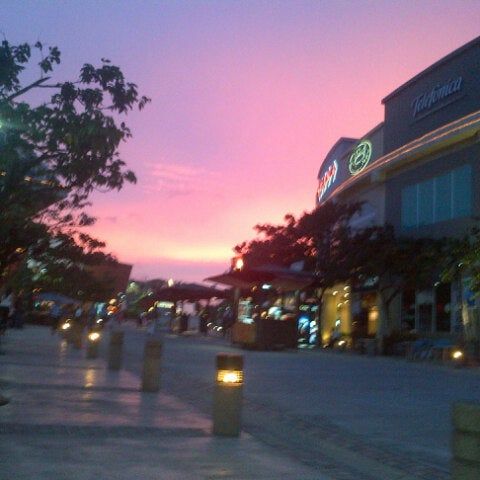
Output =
[
  {"x1": 216, "y1": 353, "x2": 244, "y2": 386},
  {"x1": 232, "y1": 256, "x2": 244, "y2": 271},
  {"x1": 88, "y1": 332, "x2": 101, "y2": 342},
  {"x1": 217, "y1": 370, "x2": 243, "y2": 384},
  {"x1": 452, "y1": 350, "x2": 464, "y2": 360},
  {"x1": 61, "y1": 322, "x2": 71, "y2": 330}
]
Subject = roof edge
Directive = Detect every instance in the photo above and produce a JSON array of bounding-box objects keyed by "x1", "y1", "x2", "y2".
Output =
[{"x1": 382, "y1": 36, "x2": 480, "y2": 104}]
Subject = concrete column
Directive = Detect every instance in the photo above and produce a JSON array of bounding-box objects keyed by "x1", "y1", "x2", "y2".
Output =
[
  {"x1": 141, "y1": 339, "x2": 162, "y2": 392},
  {"x1": 107, "y1": 331, "x2": 124, "y2": 370},
  {"x1": 86, "y1": 333, "x2": 101, "y2": 359},
  {"x1": 71, "y1": 323, "x2": 83, "y2": 350},
  {"x1": 452, "y1": 402, "x2": 480, "y2": 479},
  {"x1": 213, "y1": 353, "x2": 243, "y2": 437}
]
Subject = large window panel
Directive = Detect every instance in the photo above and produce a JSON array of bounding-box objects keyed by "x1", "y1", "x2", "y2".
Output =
[
  {"x1": 418, "y1": 178, "x2": 434, "y2": 226},
  {"x1": 401, "y1": 184, "x2": 417, "y2": 229},
  {"x1": 452, "y1": 164, "x2": 472, "y2": 218},
  {"x1": 434, "y1": 173, "x2": 452, "y2": 222}
]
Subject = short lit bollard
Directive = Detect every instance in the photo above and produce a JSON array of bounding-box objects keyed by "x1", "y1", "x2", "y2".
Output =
[
  {"x1": 86, "y1": 331, "x2": 101, "y2": 359},
  {"x1": 107, "y1": 331, "x2": 124, "y2": 370},
  {"x1": 451, "y1": 349, "x2": 465, "y2": 367},
  {"x1": 141, "y1": 339, "x2": 162, "y2": 392},
  {"x1": 71, "y1": 322, "x2": 83, "y2": 350},
  {"x1": 452, "y1": 402, "x2": 480, "y2": 479},
  {"x1": 213, "y1": 353, "x2": 243, "y2": 437},
  {"x1": 60, "y1": 320, "x2": 72, "y2": 340}
]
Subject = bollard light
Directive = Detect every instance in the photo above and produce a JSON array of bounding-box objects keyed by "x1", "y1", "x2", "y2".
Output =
[
  {"x1": 141, "y1": 339, "x2": 162, "y2": 392},
  {"x1": 88, "y1": 331, "x2": 101, "y2": 342},
  {"x1": 217, "y1": 369, "x2": 243, "y2": 385},
  {"x1": 452, "y1": 349, "x2": 464, "y2": 360},
  {"x1": 451, "y1": 349, "x2": 465, "y2": 367},
  {"x1": 107, "y1": 331, "x2": 124, "y2": 370},
  {"x1": 213, "y1": 353, "x2": 244, "y2": 437},
  {"x1": 86, "y1": 330, "x2": 101, "y2": 359}
]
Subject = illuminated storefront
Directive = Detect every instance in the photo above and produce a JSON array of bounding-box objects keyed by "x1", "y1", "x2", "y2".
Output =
[{"x1": 316, "y1": 37, "x2": 480, "y2": 346}]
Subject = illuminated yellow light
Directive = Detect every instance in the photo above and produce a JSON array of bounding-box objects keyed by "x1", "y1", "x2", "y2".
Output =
[
  {"x1": 88, "y1": 332, "x2": 101, "y2": 342},
  {"x1": 234, "y1": 257, "x2": 244, "y2": 271},
  {"x1": 61, "y1": 322, "x2": 71, "y2": 330},
  {"x1": 452, "y1": 350, "x2": 464, "y2": 360},
  {"x1": 338, "y1": 340, "x2": 346, "y2": 347},
  {"x1": 217, "y1": 369, "x2": 243, "y2": 385},
  {"x1": 332, "y1": 290, "x2": 338, "y2": 296}
]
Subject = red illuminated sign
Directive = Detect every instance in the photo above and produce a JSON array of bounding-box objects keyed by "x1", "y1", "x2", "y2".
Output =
[{"x1": 317, "y1": 160, "x2": 338, "y2": 203}]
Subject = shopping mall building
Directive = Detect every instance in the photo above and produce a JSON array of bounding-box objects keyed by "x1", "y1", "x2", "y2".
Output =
[{"x1": 316, "y1": 37, "x2": 480, "y2": 345}]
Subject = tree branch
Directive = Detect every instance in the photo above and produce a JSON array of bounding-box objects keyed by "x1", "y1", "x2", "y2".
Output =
[{"x1": 6, "y1": 76, "x2": 51, "y2": 101}]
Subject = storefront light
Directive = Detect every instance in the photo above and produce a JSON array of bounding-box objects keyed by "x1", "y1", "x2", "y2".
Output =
[{"x1": 332, "y1": 290, "x2": 338, "y2": 296}]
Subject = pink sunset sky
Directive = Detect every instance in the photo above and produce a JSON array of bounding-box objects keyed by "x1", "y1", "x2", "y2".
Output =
[{"x1": 3, "y1": 1, "x2": 480, "y2": 283}]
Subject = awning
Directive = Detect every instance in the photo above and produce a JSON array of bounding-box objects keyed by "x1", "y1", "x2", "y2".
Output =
[
  {"x1": 154, "y1": 283, "x2": 229, "y2": 302},
  {"x1": 205, "y1": 267, "x2": 316, "y2": 291}
]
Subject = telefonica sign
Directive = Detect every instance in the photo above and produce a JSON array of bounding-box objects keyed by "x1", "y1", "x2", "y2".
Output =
[
  {"x1": 317, "y1": 160, "x2": 338, "y2": 202},
  {"x1": 411, "y1": 76, "x2": 463, "y2": 118},
  {"x1": 348, "y1": 140, "x2": 372, "y2": 176}
]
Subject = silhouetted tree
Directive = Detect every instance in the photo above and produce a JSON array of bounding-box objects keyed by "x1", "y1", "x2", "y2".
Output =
[{"x1": 0, "y1": 39, "x2": 149, "y2": 282}]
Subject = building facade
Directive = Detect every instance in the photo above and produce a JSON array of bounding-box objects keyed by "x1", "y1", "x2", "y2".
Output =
[{"x1": 316, "y1": 37, "x2": 480, "y2": 346}]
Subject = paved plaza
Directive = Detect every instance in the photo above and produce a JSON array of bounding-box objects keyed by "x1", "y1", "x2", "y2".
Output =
[{"x1": 0, "y1": 326, "x2": 325, "y2": 480}]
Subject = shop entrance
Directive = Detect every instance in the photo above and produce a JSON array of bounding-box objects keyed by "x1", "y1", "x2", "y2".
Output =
[{"x1": 351, "y1": 292, "x2": 378, "y2": 339}]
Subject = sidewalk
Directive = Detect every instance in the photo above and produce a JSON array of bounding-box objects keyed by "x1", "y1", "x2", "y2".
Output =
[{"x1": 0, "y1": 326, "x2": 327, "y2": 480}]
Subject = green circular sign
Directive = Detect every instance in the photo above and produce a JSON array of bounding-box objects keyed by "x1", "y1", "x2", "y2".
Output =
[{"x1": 348, "y1": 140, "x2": 372, "y2": 175}]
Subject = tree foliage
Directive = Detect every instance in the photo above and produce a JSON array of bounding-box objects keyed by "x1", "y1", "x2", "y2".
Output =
[
  {"x1": 0, "y1": 39, "x2": 149, "y2": 291},
  {"x1": 234, "y1": 201, "x2": 362, "y2": 297}
]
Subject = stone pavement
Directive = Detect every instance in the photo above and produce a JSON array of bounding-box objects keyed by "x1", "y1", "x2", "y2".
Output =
[{"x1": 0, "y1": 326, "x2": 327, "y2": 480}]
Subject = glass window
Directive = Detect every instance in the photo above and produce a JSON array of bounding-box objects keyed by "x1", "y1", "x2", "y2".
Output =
[
  {"x1": 434, "y1": 173, "x2": 452, "y2": 222},
  {"x1": 452, "y1": 164, "x2": 472, "y2": 218},
  {"x1": 401, "y1": 163, "x2": 472, "y2": 229},
  {"x1": 401, "y1": 184, "x2": 417, "y2": 229},
  {"x1": 418, "y1": 178, "x2": 434, "y2": 225}
]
